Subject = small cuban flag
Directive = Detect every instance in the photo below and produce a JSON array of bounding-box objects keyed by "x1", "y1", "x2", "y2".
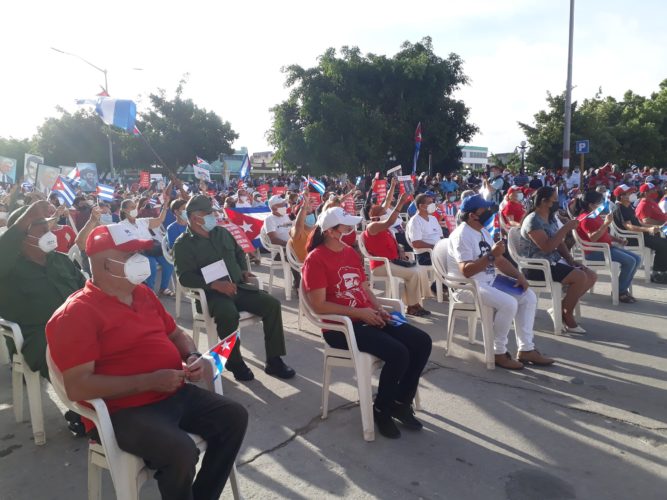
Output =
[
  {"x1": 97, "y1": 183, "x2": 115, "y2": 202},
  {"x1": 484, "y1": 212, "x2": 499, "y2": 238},
  {"x1": 586, "y1": 204, "x2": 605, "y2": 219},
  {"x1": 239, "y1": 154, "x2": 251, "y2": 180},
  {"x1": 303, "y1": 176, "x2": 325, "y2": 195},
  {"x1": 196, "y1": 330, "x2": 240, "y2": 379},
  {"x1": 51, "y1": 176, "x2": 77, "y2": 207}
]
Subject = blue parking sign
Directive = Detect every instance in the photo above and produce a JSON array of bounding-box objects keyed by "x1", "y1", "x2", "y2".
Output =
[{"x1": 575, "y1": 140, "x2": 589, "y2": 154}]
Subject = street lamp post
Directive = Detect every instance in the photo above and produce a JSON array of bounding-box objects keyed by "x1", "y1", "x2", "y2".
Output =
[
  {"x1": 518, "y1": 141, "x2": 527, "y2": 174},
  {"x1": 51, "y1": 47, "x2": 117, "y2": 178},
  {"x1": 562, "y1": 0, "x2": 575, "y2": 171}
]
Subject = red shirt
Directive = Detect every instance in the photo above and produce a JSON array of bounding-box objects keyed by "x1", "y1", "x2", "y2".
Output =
[
  {"x1": 501, "y1": 201, "x2": 525, "y2": 224},
  {"x1": 46, "y1": 281, "x2": 182, "y2": 421},
  {"x1": 342, "y1": 230, "x2": 357, "y2": 247},
  {"x1": 302, "y1": 244, "x2": 373, "y2": 310},
  {"x1": 635, "y1": 198, "x2": 667, "y2": 224},
  {"x1": 52, "y1": 225, "x2": 77, "y2": 253},
  {"x1": 362, "y1": 229, "x2": 398, "y2": 270},
  {"x1": 577, "y1": 212, "x2": 612, "y2": 246}
]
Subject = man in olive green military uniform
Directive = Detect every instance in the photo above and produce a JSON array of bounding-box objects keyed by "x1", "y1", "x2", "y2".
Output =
[
  {"x1": 0, "y1": 200, "x2": 86, "y2": 379},
  {"x1": 173, "y1": 195, "x2": 295, "y2": 381}
]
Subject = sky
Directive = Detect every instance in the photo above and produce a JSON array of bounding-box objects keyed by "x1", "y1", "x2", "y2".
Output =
[{"x1": 2, "y1": 0, "x2": 666, "y2": 160}]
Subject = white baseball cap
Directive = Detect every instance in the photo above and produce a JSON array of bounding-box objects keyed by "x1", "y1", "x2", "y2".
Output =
[
  {"x1": 317, "y1": 207, "x2": 362, "y2": 231},
  {"x1": 268, "y1": 195, "x2": 285, "y2": 208}
]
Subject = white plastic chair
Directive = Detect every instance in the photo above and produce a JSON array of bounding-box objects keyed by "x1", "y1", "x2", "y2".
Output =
[
  {"x1": 46, "y1": 349, "x2": 242, "y2": 500},
  {"x1": 571, "y1": 230, "x2": 622, "y2": 305},
  {"x1": 68, "y1": 245, "x2": 90, "y2": 279},
  {"x1": 610, "y1": 222, "x2": 654, "y2": 282},
  {"x1": 0, "y1": 318, "x2": 45, "y2": 445},
  {"x1": 431, "y1": 240, "x2": 496, "y2": 370},
  {"x1": 357, "y1": 233, "x2": 404, "y2": 300},
  {"x1": 259, "y1": 228, "x2": 292, "y2": 300},
  {"x1": 184, "y1": 275, "x2": 264, "y2": 351},
  {"x1": 161, "y1": 235, "x2": 184, "y2": 317},
  {"x1": 404, "y1": 221, "x2": 444, "y2": 302},
  {"x1": 300, "y1": 281, "x2": 420, "y2": 442},
  {"x1": 285, "y1": 240, "x2": 306, "y2": 331},
  {"x1": 507, "y1": 228, "x2": 581, "y2": 335}
]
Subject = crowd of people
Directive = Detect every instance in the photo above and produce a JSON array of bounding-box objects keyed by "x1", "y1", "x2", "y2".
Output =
[{"x1": 0, "y1": 160, "x2": 666, "y2": 498}]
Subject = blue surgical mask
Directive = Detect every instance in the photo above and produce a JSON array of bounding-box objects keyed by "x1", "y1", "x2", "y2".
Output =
[
  {"x1": 100, "y1": 213, "x2": 113, "y2": 225},
  {"x1": 449, "y1": 196, "x2": 457, "y2": 202},
  {"x1": 201, "y1": 214, "x2": 217, "y2": 232},
  {"x1": 305, "y1": 214, "x2": 316, "y2": 226}
]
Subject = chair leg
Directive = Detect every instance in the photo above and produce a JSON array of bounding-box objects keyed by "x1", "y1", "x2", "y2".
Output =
[
  {"x1": 283, "y1": 262, "x2": 292, "y2": 301},
  {"x1": 436, "y1": 277, "x2": 443, "y2": 303},
  {"x1": 355, "y1": 357, "x2": 375, "y2": 442},
  {"x1": 175, "y1": 284, "x2": 182, "y2": 319},
  {"x1": 297, "y1": 301, "x2": 304, "y2": 331},
  {"x1": 229, "y1": 463, "x2": 243, "y2": 500},
  {"x1": 611, "y1": 264, "x2": 620, "y2": 306},
  {"x1": 445, "y1": 311, "x2": 455, "y2": 355},
  {"x1": 11, "y1": 357, "x2": 24, "y2": 422},
  {"x1": 551, "y1": 286, "x2": 563, "y2": 336},
  {"x1": 0, "y1": 338, "x2": 9, "y2": 366},
  {"x1": 467, "y1": 314, "x2": 477, "y2": 344},
  {"x1": 24, "y1": 369, "x2": 45, "y2": 445},
  {"x1": 87, "y1": 448, "x2": 102, "y2": 500},
  {"x1": 321, "y1": 358, "x2": 332, "y2": 419},
  {"x1": 480, "y1": 307, "x2": 496, "y2": 370}
]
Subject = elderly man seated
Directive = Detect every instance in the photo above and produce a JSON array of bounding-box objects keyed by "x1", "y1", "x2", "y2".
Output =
[
  {"x1": 174, "y1": 195, "x2": 295, "y2": 381},
  {"x1": 0, "y1": 201, "x2": 86, "y2": 379},
  {"x1": 46, "y1": 224, "x2": 248, "y2": 500},
  {"x1": 433, "y1": 194, "x2": 555, "y2": 370}
]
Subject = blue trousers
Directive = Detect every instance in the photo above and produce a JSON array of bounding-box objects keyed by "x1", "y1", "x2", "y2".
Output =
[
  {"x1": 145, "y1": 255, "x2": 174, "y2": 291},
  {"x1": 587, "y1": 246, "x2": 641, "y2": 294}
]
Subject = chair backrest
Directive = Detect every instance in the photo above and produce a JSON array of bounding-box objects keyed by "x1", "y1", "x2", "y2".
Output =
[
  {"x1": 0, "y1": 318, "x2": 23, "y2": 351},
  {"x1": 357, "y1": 232, "x2": 371, "y2": 258},
  {"x1": 285, "y1": 240, "x2": 303, "y2": 271},
  {"x1": 507, "y1": 227, "x2": 523, "y2": 262},
  {"x1": 431, "y1": 238, "x2": 450, "y2": 277},
  {"x1": 161, "y1": 236, "x2": 175, "y2": 265},
  {"x1": 258, "y1": 228, "x2": 274, "y2": 251}
]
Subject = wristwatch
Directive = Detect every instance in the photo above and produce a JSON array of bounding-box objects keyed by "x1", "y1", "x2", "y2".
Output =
[{"x1": 486, "y1": 254, "x2": 495, "y2": 263}]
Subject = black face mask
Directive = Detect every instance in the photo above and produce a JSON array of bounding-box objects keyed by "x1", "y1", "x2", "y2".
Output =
[
  {"x1": 477, "y1": 209, "x2": 494, "y2": 225},
  {"x1": 549, "y1": 202, "x2": 559, "y2": 215}
]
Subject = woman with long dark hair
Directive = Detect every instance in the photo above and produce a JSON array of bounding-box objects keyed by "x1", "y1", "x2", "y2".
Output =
[
  {"x1": 302, "y1": 207, "x2": 432, "y2": 439},
  {"x1": 574, "y1": 190, "x2": 641, "y2": 303},
  {"x1": 519, "y1": 187, "x2": 597, "y2": 333}
]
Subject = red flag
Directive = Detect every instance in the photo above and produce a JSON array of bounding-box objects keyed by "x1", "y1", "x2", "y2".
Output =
[
  {"x1": 415, "y1": 122, "x2": 422, "y2": 143},
  {"x1": 224, "y1": 208, "x2": 269, "y2": 241}
]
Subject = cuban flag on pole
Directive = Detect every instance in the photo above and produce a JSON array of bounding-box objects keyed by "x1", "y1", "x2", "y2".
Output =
[
  {"x1": 194, "y1": 330, "x2": 240, "y2": 380},
  {"x1": 239, "y1": 154, "x2": 251, "y2": 180},
  {"x1": 302, "y1": 176, "x2": 325, "y2": 195},
  {"x1": 77, "y1": 97, "x2": 137, "y2": 134},
  {"x1": 97, "y1": 183, "x2": 115, "y2": 202},
  {"x1": 586, "y1": 204, "x2": 605, "y2": 219},
  {"x1": 51, "y1": 176, "x2": 77, "y2": 207},
  {"x1": 412, "y1": 122, "x2": 422, "y2": 175}
]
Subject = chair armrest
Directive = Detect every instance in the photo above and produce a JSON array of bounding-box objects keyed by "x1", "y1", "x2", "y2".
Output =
[
  {"x1": 246, "y1": 275, "x2": 264, "y2": 291},
  {"x1": 0, "y1": 319, "x2": 23, "y2": 351},
  {"x1": 377, "y1": 297, "x2": 405, "y2": 315}
]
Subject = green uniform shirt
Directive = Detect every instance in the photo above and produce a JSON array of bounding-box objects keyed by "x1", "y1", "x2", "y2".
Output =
[
  {"x1": 173, "y1": 225, "x2": 249, "y2": 290},
  {"x1": 0, "y1": 224, "x2": 86, "y2": 375}
]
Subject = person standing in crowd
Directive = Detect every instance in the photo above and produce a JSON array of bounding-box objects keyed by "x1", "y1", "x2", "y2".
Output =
[
  {"x1": 482, "y1": 165, "x2": 505, "y2": 204},
  {"x1": 612, "y1": 184, "x2": 667, "y2": 284},
  {"x1": 174, "y1": 195, "x2": 295, "y2": 382},
  {"x1": 47, "y1": 224, "x2": 248, "y2": 500},
  {"x1": 0, "y1": 200, "x2": 86, "y2": 380},
  {"x1": 575, "y1": 191, "x2": 641, "y2": 303},
  {"x1": 519, "y1": 187, "x2": 596, "y2": 333},
  {"x1": 434, "y1": 194, "x2": 555, "y2": 369},
  {"x1": 119, "y1": 189, "x2": 174, "y2": 297},
  {"x1": 364, "y1": 194, "x2": 430, "y2": 317},
  {"x1": 303, "y1": 207, "x2": 432, "y2": 438},
  {"x1": 635, "y1": 182, "x2": 667, "y2": 226}
]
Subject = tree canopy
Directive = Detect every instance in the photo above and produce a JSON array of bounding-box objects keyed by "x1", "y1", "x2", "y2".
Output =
[
  {"x1": 268, "y1": 37, "x2": 478, "y2": 176},
  {"x1": 519, "y1": 79, "x2": 667, "y2": 169}
]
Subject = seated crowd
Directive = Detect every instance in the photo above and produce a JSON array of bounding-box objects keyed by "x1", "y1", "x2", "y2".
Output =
[{"x1": 0, "y1": 162, "x2": 666, "y2": 498}]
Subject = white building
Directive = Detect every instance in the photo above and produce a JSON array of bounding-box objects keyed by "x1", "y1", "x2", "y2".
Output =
[{"x1": 460, "y1": 145, "x2": 488, "y2": 171}]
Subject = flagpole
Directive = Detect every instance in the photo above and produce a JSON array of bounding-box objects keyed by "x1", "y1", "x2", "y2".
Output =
[{"x1": 135, "y1": 129, "x2": 174, "y2": 178}]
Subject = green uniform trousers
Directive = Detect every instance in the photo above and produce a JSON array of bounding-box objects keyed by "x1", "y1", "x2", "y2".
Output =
[{"x1": 207, "y1": 286, "x2": 286, "y2": 365}]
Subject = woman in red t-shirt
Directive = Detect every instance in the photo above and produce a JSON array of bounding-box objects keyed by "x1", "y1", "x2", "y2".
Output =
[
  {"x1": 302, "y1": 207, "x2": 432, "y2": 439},
  {"x1": 500, "y1": 186, "x2": 526, "y2": 228},
  {"x1": 574, "y1": 191, "x2": 641, "y2": 303}
]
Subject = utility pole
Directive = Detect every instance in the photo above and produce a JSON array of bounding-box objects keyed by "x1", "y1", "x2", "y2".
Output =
[{"x1": 562, "y1": 0, "x2": 575, "y2": 171}]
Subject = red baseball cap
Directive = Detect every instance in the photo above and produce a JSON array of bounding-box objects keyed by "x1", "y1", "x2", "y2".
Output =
[
  {"x1": 612, "y1": 184, "x2": 636, "y2": 197},
  {"x1": 86, "y1": 224, "x2": 154, "y2": 256},
  {"x1": 639, "y1": 182, "x2": 656, "y2": 194}
]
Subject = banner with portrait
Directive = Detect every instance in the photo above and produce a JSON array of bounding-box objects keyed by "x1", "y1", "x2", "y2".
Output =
[
  {"x1": 36, "y1": 165, "x2": 62, "y2": 194},
  {"x1": 23, "y1": 153, "x2": 44, "y2": 184},
  {"x1": 0, "y1": 156, "x2": 17, "y2": 184},
  {"x1": 76, "y1": 163, "x2": 99, "y2": 192}
]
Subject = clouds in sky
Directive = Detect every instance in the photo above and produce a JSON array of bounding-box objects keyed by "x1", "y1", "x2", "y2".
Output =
[{"x1": 2, "y1": 0, "x2": 665, "y2": 158}]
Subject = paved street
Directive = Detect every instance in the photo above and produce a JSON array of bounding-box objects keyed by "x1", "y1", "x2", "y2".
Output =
[{"x1": 1, "y1": 266, "x2": 666, "y2": 500}]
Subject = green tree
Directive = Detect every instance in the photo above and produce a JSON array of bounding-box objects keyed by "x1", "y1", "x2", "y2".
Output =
[
  {"x1": 268, "y1": 37, "x2": 478, "y2": 176},
  {"x1": 0, "y1": 137, "x2": 35, "y2": 179}
]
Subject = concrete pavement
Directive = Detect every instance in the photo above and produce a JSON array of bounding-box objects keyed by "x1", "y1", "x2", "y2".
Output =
[{"x1": 1, "y1": 266, "x2": 665, "y2": 499}]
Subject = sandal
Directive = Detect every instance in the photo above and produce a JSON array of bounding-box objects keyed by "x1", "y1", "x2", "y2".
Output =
[
  {"x1": 160, "y1": 288, "x2": 175, "y2": 297},
  {"x1": 619, "y1": 293, "x2": 636, "y2": 304}
]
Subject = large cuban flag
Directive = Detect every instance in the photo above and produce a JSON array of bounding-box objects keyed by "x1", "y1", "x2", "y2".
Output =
[
  {"x1": 77, "y1": 96, "x2": 137, "y2": 134},
  {"x1": 225, "y1": 206, "x2": 272, "y2": 247}
]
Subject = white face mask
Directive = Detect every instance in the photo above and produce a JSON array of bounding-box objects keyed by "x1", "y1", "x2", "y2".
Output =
[
  {"x1": 28, "y1": 231, "x2": 58, "y2": 253},
  {"x1": 515, "y1": 193, "x2": 524, "y2": 202},
  {"x1": 108, "y1": 254, "x2": 151, "y2": 285},
  {"x1": 426, "y1": 203, "x2": 437, "y2": 214},
  {"x1": 128, "y1": 209, "x2": 138, "y2": 218},
  {"x1": 276, "y1": 206, "x2": 287, "y2": 216},
  {"x1": 628, "y1": 193, "x2": 638, "y2": 204}
]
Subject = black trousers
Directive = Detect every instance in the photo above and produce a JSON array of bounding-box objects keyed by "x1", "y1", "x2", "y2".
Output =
[
  {"x1": 324, "y1": 322, "x2": 432, "y2": 411},
  {"x1": 627, "y1": 234, "x2": 667, "y2": 272},
  {"x1": 110, "y1": 384, "x2": 248, "y2": 500}
]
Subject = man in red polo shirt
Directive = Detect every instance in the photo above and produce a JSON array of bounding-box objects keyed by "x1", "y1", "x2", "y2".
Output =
[
  {"x1": 636, "y1": 183, "x2": 667, "y2": 226},
  {"x1": 46, "y1": 224, "x2": 247, "y2": 500}
]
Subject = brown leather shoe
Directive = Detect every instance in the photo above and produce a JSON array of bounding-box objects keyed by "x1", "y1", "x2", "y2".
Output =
[
  {"x1": 517, "y1": 349, "x2": 555, "y2": 366},
  {"x1": 494, "y1": 352, "x2": 524, "y2": 370}
]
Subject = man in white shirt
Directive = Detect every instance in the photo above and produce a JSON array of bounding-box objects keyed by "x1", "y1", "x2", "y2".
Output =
[
  {"x1": 263, "y1": 195, "x2": 293, "y2": 246},
  {"x1": 406, "y1": 193, "x2": 443, "y2": 266},
  {"x1": 566, "y1": 169, "x2": 581, "y2": 190},
  {"x1": 235, "y1": 188, "x2": 252, "y2": 208},
  {"x1": 432, "y1": 194, "x2": 555, "y2": 370}
]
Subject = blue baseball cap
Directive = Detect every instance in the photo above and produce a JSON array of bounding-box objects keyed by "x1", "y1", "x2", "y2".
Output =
[{"x1": 459, "y1": 194, "x2": 495, "y2": 213}]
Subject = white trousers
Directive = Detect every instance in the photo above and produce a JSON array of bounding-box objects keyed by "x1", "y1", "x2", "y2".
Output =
[
  {"x1": 372, "y1": 262, "x2": 424, "y2": 306},
  {"x1": 454, "y1": 283, "x2": 537, "y2": 354}
]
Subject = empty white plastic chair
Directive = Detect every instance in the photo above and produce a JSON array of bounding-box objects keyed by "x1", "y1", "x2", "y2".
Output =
[
  {"x1": 299, "y1": 281, "x2": 420, "y2": 441},
  {"x1": 431, "y1": 240, "x2": 496, "y2": 370},
  {"x1": 259, "y1": 229, "x2": 292, "y2": 300},
  {"x1": 0, "y1": 318, "x2": 45, "y2": 445},
  {"x1": 46, "y1": 349, "x2": 242, "y2": 500}
]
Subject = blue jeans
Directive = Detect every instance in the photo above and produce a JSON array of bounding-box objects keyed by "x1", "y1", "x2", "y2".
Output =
[
  {"x1": 587, "y1": 246, "x2": 641, "y2": 294},
  {"x1": 145, "y1": 255, "x2": 174, "y2": 292}
]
